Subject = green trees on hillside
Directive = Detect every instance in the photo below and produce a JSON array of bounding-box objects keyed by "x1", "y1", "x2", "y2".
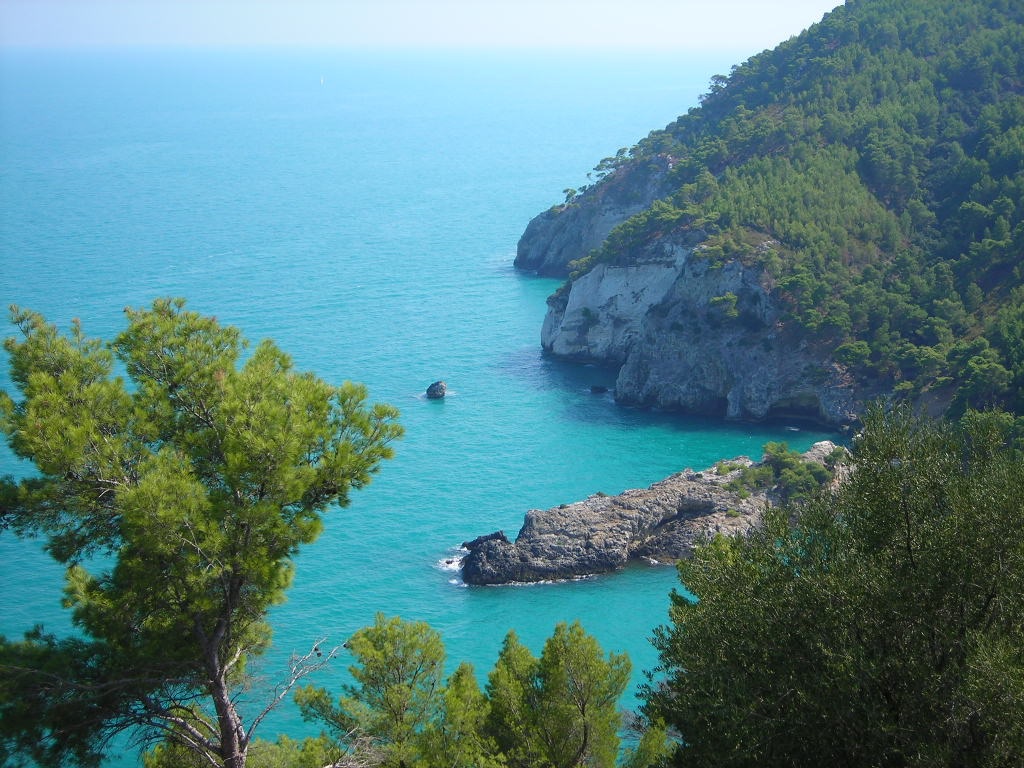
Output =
[
  {"x1": 723, "y1": 440, "x2": 840, "y2": 503},
  {"x1": 488, "y1": 623, "x2": 631, "y2": 768},
  {"x1": 646, "y1": 406, "x2": 1024, "y2": 766},
  {"x1": 574, "y1": 0, "x2": 1024, "y2": 416},
  {"x1": 0, "y1": 300, "x2": 403, "y2": 768},
  {"x1": 295, "y1": 614, "x2": 451, "y2": 767},
  {"x1": 296, "y1": 616, "x2": 633, "y2": 768}
]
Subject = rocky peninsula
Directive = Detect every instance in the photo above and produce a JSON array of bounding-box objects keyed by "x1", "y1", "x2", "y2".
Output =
[{"x1": 460, "y1": 441, "x2": 839, "y2": 585}]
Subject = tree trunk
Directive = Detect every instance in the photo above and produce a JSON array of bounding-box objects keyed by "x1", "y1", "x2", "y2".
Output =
[
  {"x1": 198, "y1": 605, "x2": 248, "y2": 768},
  {"x1": 211, "y1": 671, "x2": 247, "y2": 768}
]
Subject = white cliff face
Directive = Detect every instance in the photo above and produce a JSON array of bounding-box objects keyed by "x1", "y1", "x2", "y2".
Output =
[
  {"x1": 541, "y1": 237, "x2": 862, "y2": 427},
  {"x1": 541, "y1": 247, "x2": 689, "y2": 362}
]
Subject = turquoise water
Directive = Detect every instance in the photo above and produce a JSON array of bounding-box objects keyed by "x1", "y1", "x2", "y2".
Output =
[{"x1": 0, "y1": 49, "x2": 834, "y2": 762}]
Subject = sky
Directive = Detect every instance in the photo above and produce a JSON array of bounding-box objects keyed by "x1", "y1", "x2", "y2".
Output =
[{"x1": 1, "y1": 0, "x2": 843, "y2": 53}]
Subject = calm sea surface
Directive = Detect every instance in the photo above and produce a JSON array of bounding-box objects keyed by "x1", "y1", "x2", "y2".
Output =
[{"x1": 0, "y1": 49, "x2": 834, "y2": 763}]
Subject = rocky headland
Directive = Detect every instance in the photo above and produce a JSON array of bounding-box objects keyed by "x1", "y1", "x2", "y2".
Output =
[
  {"x1": 511, "y1": 0, "x2": 1024, "y2": 432},
  {"x1": 536, "y1": 226, "x2": 868, "y2": 428},
  {"x1": 517, "y1": 162, "x2": 873, "y2": 430},
  {"x1": 460, "y1": 441, "x2": 839, "y2": 585},
  {"x1": 490, "y1": 0, "x2": 1024, "y2": 584},
  {"x1": 514, "y1": 156, "x2": 675, "y2": 278}
]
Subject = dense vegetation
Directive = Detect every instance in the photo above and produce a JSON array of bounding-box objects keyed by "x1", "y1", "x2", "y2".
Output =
[
  {"x1": 287, "y1": 616, "x2": 645, "y2": 768},
  {"x1": 569, "y1": 0, "x2": 1024, "y2": 418},
  {"x1": 0, "y1": 301, "x2": 403, "y2": 768},
  {"x1": 5, "y1": 2, "x2": 1024, "y2": 766},
  {"x1": 647, "y1": 405, "x2": 1024, "y2": 766},
  {"x1": 717, "y1": 440, "x2": 846, "y2": 503}
]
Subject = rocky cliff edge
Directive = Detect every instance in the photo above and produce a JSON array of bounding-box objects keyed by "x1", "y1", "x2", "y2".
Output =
[
  {"x1": 540, "y1": 232, "x2": 864, "y2": 428},
  {"x1": 514, "y1": 156, "x2": 675, "y2": 277},
  {"x1": 460, "y1": 441, "x2": 838, "y2": 585},
  {"x1": 517, "y1": 153, "x2": 868, "y2": 429}
]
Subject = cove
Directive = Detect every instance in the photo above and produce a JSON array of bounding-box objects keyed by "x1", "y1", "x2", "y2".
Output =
[{"x1": 0, "y1": 49, "x2": 834, "y2": 762}]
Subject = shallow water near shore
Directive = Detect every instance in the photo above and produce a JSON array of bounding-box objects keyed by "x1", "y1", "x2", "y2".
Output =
[{"x1": 0, "y1": 48, "x2": 835, "y2": 763}]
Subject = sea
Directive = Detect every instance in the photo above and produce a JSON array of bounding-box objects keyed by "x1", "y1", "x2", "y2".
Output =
[{"x1": 0, "y1": 48, "x2": 835, "y2": 764}]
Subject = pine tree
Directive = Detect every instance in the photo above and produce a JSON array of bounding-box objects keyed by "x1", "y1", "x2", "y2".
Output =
[
  {"x1": 0, "y1": 299, "x2": 403, "y2": 768},
  {"x1": 647, "y1": 405, "x2": 1024, "y2": 766}
]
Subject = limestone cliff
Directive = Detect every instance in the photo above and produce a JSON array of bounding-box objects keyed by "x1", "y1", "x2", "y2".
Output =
[
  {"x1": 460, "y1": 441, "x2": 839, "y2": 585},
  {"x1": 514, "y1": 157, "x2": 675, "y2": 277},
  {"x1": 540, "y1": 232, "x2": 863, "y2": 427},
  {"x1": 518, "y1": 154, "x2": 866, "y2": 428},
  {"x1": 516, "y1": 0, "x2": 1024, "y2": 426}
]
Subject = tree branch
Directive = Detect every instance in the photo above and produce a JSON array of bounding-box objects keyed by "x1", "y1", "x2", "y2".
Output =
[
  {"x1": 247, "y1": 638, "x2": 341, "y2": 740},
  {"x1": 138, "y1": 695, "x2": 219, "y2": 752}
]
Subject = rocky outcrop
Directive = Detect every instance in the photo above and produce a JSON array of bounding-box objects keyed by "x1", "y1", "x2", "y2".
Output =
[
  {"x1": 514, "y1": 157, "x2": 676, "y2": 277},
  {"x1": 462, "y1": 530, "x2": 509, "y2": 549},
  {"x1": 516, "y1": 148, "x2": 867, "y2": 428},
  {"x1": 540, "y1": 234, "x2": 864, "y2": 428},
  {"x1": 460, "y1": 442, "x2": 838, "y2": 585},
  {"x1": 540, "y1": 245, "x2": 689, "y2": 364},
  {"x1": 426, "y1": 380, "x2": 447, "y2": 399}
]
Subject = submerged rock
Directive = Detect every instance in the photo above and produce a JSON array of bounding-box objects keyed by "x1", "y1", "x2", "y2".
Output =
[{"x1": 426, "y1": 380, "x2": 447, "y2": 399}]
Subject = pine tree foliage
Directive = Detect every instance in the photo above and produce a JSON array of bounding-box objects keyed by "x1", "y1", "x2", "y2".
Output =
[
  {"x1": 646, "y1": 405, "x2": 1024, "y2": 767},
  {"x1": 296, "y1": 617, "x2": 632, "y2": 768},
  {"x1": 569, "y1": 0, "x2": 1024, "y2": 416},
  {"x1": 0, "y1": 299, "x2": 403, "y2": 768},
  {"x1": 486, "y1": 622, "x2": 632, "y2": 768},
  {"x1": 295, "y1": 613, "x2": 448, "y2": 767}
]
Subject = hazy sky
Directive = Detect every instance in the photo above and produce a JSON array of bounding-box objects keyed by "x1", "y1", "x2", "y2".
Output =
[{"x1": 2, "y1": 1, "x2": 842, "y2": 52}]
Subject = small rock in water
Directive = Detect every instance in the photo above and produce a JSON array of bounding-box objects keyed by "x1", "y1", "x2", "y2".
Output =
[
  {"x1": 426, "y1": 380, "x2": 447, "y2": 399},
  {"x1": 590, "y1": 384, "x2": 609, "y2": 394}
]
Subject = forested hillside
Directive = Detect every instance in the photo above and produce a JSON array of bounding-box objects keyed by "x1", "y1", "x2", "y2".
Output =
[{"x1": 551, "y1": 0, "x2": 1024, "y2": 419}]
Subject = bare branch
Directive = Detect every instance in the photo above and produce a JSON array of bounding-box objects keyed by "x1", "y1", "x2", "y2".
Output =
[
  {"x1": 247, "y1": 638, "x2": 341, "y2": 740},
  {"x1": 321, "y1": 727, "x2": 386, "y2": 768}
]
